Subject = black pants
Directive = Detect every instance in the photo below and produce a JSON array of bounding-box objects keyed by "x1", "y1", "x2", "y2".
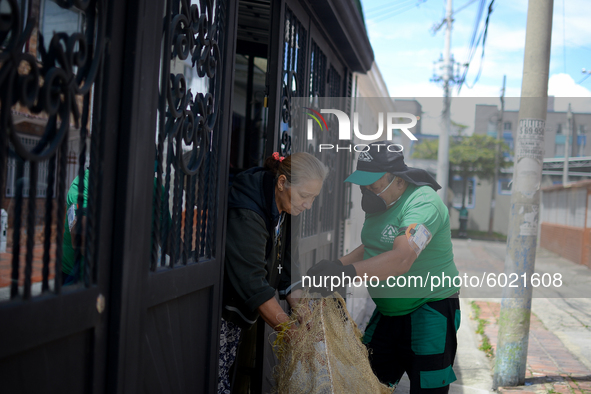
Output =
[
  {"x1": 459, "y1": 219, "x2": 468, "y2": 235},
  {"x1": 363, "y1": 296, "x2": 461, "y2": 393}
]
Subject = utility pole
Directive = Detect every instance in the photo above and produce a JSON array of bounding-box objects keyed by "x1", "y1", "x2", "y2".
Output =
[
  {"x1": 435, "y1": 0, "x2": 454, "y2": 204},
  {"x1": 493, "y1": 0, "x2": 554, "y2": 389},
  {"x1": 489, "y1": 75, "x2": 506, "y2": 235},
  {"x1": 563, "y1": 103, "x2": 572, "y2": 185}
]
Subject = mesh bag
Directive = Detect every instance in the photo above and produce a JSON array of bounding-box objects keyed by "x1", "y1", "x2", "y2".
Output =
[{"x1": 272, "y1": 290, "x2": 395, "y2": 394}]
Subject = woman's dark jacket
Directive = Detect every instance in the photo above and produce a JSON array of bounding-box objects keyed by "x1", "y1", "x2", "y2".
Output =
[{"x1": 222, "y1": 167, "x2": 299, "y2": 328}]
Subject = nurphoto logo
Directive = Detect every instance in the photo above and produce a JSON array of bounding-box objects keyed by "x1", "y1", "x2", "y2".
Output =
[{"x1": 304, "y1": 108, "x2": 418, "y2": 152}]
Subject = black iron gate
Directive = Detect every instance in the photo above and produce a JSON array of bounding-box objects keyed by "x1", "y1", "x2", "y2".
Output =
[
  {"x1": 0, "y1": 0, "x2": 369, "y2": 391},
  {"x1": 252, "y1": 0, "x2": 355, "y2": 390},
  {"x1": 0, "y1": 0, "x2": 115, "y2": 391},
  {"x1": 0, "y1": 0, "x2": 237, "y2": 392}
]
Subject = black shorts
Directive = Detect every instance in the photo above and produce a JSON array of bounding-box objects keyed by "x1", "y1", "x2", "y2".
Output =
[{"x1": 363, "y1": 296, "x2": 461, "y2": 393}]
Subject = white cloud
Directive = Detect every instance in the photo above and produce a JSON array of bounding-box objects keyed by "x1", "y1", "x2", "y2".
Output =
[
  {"x1": 486, "y1": 25, "x2": 527, "y2": 52},
  {"x1": 548, "y1": 73, "x2": 591, "y2": 97},
  {"x1": 363, "y1": 0, "x2": 591, "y2": 110},
  {"x1": 387, "y1": 82, "x2": 443, "y2": 98},
  {"x1": 458, "y1": 84, "x2": 509, "y2": 98}
]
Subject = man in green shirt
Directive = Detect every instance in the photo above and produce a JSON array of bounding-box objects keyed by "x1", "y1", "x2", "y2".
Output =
[
  {"x1": 307, "y1": 141, "x2": 461, "y2": 392},
  {"x1": 457, "y1": 206, "x2": 469, "y2": 238},
  {"x1": 62, "y1": 167, "x2": 171, "y2": 285},
  {"x1": 62, "y1": 170, "x2": 89, "y2": 285}
]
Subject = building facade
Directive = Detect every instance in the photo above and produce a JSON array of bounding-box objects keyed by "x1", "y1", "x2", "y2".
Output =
[
  {"x1": 457, "y1": 103, "x2": 591, "y2": 235},
  {"x1": 0, "y1": 0, "x2": 374, "y2": 392}
]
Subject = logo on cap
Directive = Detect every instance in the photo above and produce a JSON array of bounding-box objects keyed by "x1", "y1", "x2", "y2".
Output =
[{"x1": 358, "y1": 151, "x2": 374, "y2": 162}]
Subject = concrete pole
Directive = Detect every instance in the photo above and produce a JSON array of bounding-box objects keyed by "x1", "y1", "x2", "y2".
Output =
[
  {"x1": 563, "y1": 103, "x2": 572, "y2": 185},
  {"x1": 436, "y1": 0, "x2": 453, "y2": 204},
  {"x1": 489, "y1": 75, "x2": 506, "y2": 235},
  {"x1": 493, "y1": 0, "x2": 553, "y2": 388}
]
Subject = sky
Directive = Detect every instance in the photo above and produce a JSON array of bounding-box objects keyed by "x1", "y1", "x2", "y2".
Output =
[{"x1": 360, "y1": 0, "x2": 591, "y2": 133}]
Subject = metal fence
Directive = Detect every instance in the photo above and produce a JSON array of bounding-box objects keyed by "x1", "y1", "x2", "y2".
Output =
[{"x1": 541, "y1": 186, "x2": 587, "y2": 228}]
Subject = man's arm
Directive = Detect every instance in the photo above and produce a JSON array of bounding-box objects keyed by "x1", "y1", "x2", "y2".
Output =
[
  {"x1": 351, "y1": 235, "x2": 417, "y2": 280},
  {"x1": 339, "y1": 244, "x2": 365, "y2": 266},
  {"x1": 70, "y1": 216, "x2": 87, "y2": 256}
]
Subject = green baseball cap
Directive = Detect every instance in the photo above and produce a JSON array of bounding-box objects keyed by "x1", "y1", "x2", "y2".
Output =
[{"x1": 344, "y1": 170, "x2": 386, "y2": 186}]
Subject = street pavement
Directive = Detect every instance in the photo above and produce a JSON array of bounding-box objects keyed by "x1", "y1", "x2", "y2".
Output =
[
  {"x1": 448, "y1": 238, "x2": 591, "y2": 394},
  {"x1": 348, "y1": 237, "x2": 591, "y2": 393},
  {"x1": 3, "y1": 238, "x2": 590, "y2": 393}
]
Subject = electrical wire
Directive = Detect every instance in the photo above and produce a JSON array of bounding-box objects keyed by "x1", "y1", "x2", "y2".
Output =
[
  {"x1": 563, "y1": 0, "x2": 566, "y2": 74},
  {"x1": 368, "y1": 0, "x2": 428, "y2": 24},
  {"x1": 457, "y1": 0, "x2": 494, "y2": 93},
  {"x1": 456, "y1": 0, "x2": 487, "y2": 91},
  {"x1": 372, "y1": 2, "x2": 423, "y2": 23},
  {"x1": 578, "y1": 73, "x2": 591, "y2": 85},
  {"x1": 364, "y1": 0, "x2": 419, "y2": 17},
  {"x1": 464, "y1": 0, "x2": 486, "y2": 63},
  {"x1": 454, "y1": 0, "x2": 480, "y2": 15}
]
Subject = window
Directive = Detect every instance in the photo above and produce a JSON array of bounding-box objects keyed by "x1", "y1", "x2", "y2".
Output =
[
  {"x1": 556, "y1": 123, "x2": 562, "y2": 134},
  {"x1": 578, "y1": 125, "x2": 586, "y2": 135},
  {"x1": 40, "y1": 0, "x2": 84, "y2": 54},
  {"x1": 0, "y1": 0, "x2": 29, "y2": 49},
  {"x1": 503, "y1": 121, "x2": 511, "y2": 131},
  {"x1": 498, "y1": 178, "x2": 512, "y2": 195},
  {"x1": 555, "y1": 143, "x2": 565, "y2": 157},
  {"x1": 487, "y1": 120, "x2": 497, "y2": 135},
  {"x1": 451, "y1": 176, "x2": 476, "y2": 209},
  {"x1": 6, "y1": 135, "x2": 55, "y2": 198}
]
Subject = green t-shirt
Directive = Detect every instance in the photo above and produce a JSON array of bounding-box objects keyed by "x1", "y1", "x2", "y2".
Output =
[
  {"x1": 459, "y1": 207, "x2": 468, "y2": 219},
  {"x1": 361, "y1": 184, "x2": 459, "y2": 316},
  {"x1": 62, "y1": 170, "x2": 89, "y2": 276},
  {"x1": 62, "y1": 170, "x2": 171, "y2": 277}
]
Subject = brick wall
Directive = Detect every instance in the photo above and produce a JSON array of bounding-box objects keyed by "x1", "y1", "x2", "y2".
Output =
[
  {"x1": 540, "y1": 223, "x2": 585, "y2": 266},
  {"x1": 584, "y1": 229, "x2": 591, "y2": 269}
]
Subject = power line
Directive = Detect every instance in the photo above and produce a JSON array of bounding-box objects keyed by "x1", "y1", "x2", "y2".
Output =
[
  {"x1": 578, "y1": 70, "x2": 591, "y2": 85},
  {"x1": 464, "y1": 0, "x2": 486, "y2": 59},
  {"x1": 371, "y1": 3, "x2": 419, "y2": 22},
  {"x1": 458, "y1": 0, "x2": 494, "y2": 93},
  {"x1": 457, "y1": 0, "x2": 494, "y2": 93},
  {"x1": 364, "y1": 0, "x2": 419, "y2": 17},
  {"x1": 454, "y1": 0, "x2": 480, "y2": 15},
  {"x1": 371, "y1": 0, "x2": 428, "y2": 23},
  {"x1": 563, "y1": 0, "x2": 566, "y2": 73}
]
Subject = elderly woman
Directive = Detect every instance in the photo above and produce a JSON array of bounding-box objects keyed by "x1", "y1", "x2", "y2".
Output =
[{"x1": 218, "y1": 152, "x2": 328, "y2": 393}]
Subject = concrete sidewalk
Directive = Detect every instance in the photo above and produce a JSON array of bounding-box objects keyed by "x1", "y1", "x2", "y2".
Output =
[
  {"x1": 450, "y1": 239, "x2": 591, "y2": 394},
  {"x1": 394, "y1": 296, "x2": 494, "y2": 394}
]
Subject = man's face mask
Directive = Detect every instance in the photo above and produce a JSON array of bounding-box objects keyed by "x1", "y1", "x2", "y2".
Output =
[{"x1": 361, "y1": 176, "x2": 400, "y2": 214}]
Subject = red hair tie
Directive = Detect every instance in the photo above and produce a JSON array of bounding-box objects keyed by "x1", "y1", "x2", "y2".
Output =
[{"x1": 273, "y1": 152, "x2": 285, "y2": 162}]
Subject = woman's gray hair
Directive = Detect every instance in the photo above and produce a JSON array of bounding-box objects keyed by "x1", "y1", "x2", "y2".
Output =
[
  {"x1": 264, "y1": 152, "x2": 328, "y2": 187},
  {"x1": 287, "y1": 152, "x2": 328, "y2": 187}
]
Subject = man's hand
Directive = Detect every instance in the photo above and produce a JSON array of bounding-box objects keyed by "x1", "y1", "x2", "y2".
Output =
[{"x1": 305, "y1": 259, "x2": 356, "y2": 297}]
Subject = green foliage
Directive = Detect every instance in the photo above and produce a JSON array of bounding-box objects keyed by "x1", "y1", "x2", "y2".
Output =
[
  {"x1": 411, "y1": 139, "x2": 439, "y2": 160},
  {"x1": 451, "y1": 229, "x2": 507, "y2": 242},
  {"x1": 470, "y1": 301, "x2": 494, "y2": 358},
  {"x1": 450, "y1": 134, "x2": 511, "y2": 181},
  {"x1": 411, "y1": 134, "x2": 511, "y2": 205},
  {"x1": 479, "y1": 336, "x2": 493, "y2": 358},
  {"x1": 413, "y1": 135, "x2": 511, "y2": 180}
]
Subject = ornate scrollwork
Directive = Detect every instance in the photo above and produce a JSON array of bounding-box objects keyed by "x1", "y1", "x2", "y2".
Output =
[
  {"x1": 280, "y1": 130, "x2": 291, "y2": 156},
  {"x1": 281, "y1": 70, "x2": 297, "y2": 126},
  {"x1": 0, "y1": 0, "x2": 105, "y2": 163},
  {"x1": 166, "y1": 0, "x2": 221, "y2": 176},
  {"x1": 279, "y1": 70, "x2": 299, "y2": 156}
]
